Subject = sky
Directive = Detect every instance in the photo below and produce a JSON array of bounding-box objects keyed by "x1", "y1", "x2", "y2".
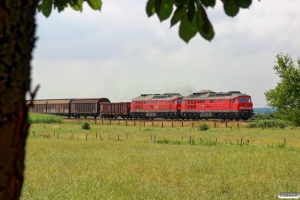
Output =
[{"x1": 31, "y1": 0, "x2": 300, "y2": 108}]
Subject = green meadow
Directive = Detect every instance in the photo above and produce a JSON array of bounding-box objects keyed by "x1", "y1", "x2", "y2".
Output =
[{"x1": 21, "y1": 115, "x2": 300, "y2": 199}]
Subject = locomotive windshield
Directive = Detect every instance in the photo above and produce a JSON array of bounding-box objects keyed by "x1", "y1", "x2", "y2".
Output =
[
  {"x1": 239, "y1": 98, "x2": 245, "y2": 103},
  {"x1": 246, "y1": 98, "x2": 251, "y2": 102},
  {"x1": 178, "y1": 99, "x2": 183, "y2": 104}
]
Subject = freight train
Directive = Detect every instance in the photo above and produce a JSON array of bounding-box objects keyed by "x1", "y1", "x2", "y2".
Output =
[{"x1": 27, "y1": 91, "x2": 253, "y2": 121}]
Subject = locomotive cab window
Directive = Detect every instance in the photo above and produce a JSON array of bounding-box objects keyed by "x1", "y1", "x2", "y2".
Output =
[
  {"x1": 246, "y1": 98, "x2": 251, "y2": 102},
  {"x1": 178, "y1": 99, "x2": 183, "y2": 104},
  {"x1": 239, "y1": 98, "x2": 245, "y2": 103},
  {"x1": 173, "y1": 100, "x2": 176, "y2": 104},
  {"x1": 234, "y1": 99, "x2": 238, "y2": 103}
]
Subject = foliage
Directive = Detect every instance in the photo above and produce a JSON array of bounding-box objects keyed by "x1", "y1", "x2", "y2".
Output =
[
  {"x1": 38, "y1": 0, "x2": 102, "y2": 17},
  {"x1": 82, "y1": 122, "x2": 91, "y2": 130},
  {"x1": 250, "y1": 113, "x2": 277, "y2": 121},
  {"x1": 265, "y1": 54, "x2": 300, "y2": 126},
  {"x1": 246, "y1": 119, "x2": 289, "y2": 129},
  {"x1": 37, "y1": 0, "x2": 252, "y2": 43},
  {"x1": 155, "y1": 139, "x2": 183, "y2": 144},
  {"x1": 28, "y1": 114, "x2": 62, "y2": 124},
  {"x1": 146, "y1": 0, "x2": 252, "y2": 42},
  {"x1": 199, "y1": 123, "x2": 209, "y2": 131}
]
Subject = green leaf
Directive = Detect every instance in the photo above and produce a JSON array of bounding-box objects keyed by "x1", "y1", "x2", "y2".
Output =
[
  {"x1": 200, "y1": 0, "x2": 216, "y2": 8},
  {"x1": 157, "y1": 0, "x2": 173, "y2": 22},
  {"x1": 38, "y1": 0, "x2": 53, "y2": 17},
  {"x1": 224, "y1": 0, "x2": 239, "y2": 17},
  {"x1": 170, "y1": 5, "x2": 186, "y2": 27},
  {"x1": 86, "y1": 0, "x2": 102, "y2": 11},
  {"x1": 53, "y1": 0, "x2": 68, "y2": 12},
  {"x1": 146, "y1": 0, "x2": 156, "y2": 17},
  {"x1": 187, "y1": 1, "x2": 196, "y2": 22},
  {"x1": 70, "y1": 0, "x2": 84, "y2": 11},
  {"x1": 196, "y1": 3, "x2": 214, "y2": 41},
  {"x1": 174, "y1": 0, "x2": 185, "y2": 5},
  {"x1": 155, "y1": 0, "x2": 162, "y2": 15},
  {"x1": 238, "y1": 0, "x2": 252, "y2": 8},
  {"x1": 179, "y1": 15, "x2": 198, "y2": 43}
]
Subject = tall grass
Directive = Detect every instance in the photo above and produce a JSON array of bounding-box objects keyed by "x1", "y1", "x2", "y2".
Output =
[
  {"x1": 21, "y1": 138, "x2": 300, "y2": 199},
  {"x1": 28, "y1": 113, "x2": 62, "y2": 124}
]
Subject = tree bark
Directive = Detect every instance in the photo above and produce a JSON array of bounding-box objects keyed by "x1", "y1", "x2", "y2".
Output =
[{"x1": 0, "y1": 0, "x2": 39, "y2": 199}]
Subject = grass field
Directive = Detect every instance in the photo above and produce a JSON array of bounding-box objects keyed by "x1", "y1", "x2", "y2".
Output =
[{"x1": 21, "y1": 118, "x2": 300, "y2": 199}]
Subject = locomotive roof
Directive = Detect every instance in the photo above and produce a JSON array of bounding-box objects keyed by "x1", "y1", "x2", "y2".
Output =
[
  {"x1": 183, "y1": 91, "x2": 250, "y2": 99},
  {"x1": 133, "y1": 93, "x2": 183, "y2": 101}
]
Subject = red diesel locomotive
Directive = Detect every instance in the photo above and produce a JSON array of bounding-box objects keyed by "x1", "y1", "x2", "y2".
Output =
[
  {"x1": 181, "y1": 91, "x2": 253, "y2": 120},
  {"x1": 130, "y1": 93, "x2": 183, "y2": 120}
]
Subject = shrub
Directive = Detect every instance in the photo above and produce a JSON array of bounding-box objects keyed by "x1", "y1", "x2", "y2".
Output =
[
  {"x1": 28, "y1": 114, "x2": 62, "y2": 124},
  {"x1": 82, "y1": 122, "x2": 90, "y2": 130},
  {"x1": 250, "y1": 113, "x2": 276, "y2": 121},
  {"x1": 155, "y1": 139, "x2": 183, "y2": 145},
  {"x1": 156, "y1": 139, "x2": 170, "y2": 144},
  {"x1": 199, "y1": 123, "x2": 209, "y2": 131},
  {"x1": 246, "y1": 119, "x2": 289, "y2": 129}
]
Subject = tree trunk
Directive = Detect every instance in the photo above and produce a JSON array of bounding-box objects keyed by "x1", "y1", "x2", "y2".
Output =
[{"x1": 0, "y1": 0, "x2": 39, "y2": 199}]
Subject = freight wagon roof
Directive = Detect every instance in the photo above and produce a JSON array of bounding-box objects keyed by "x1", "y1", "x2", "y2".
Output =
[
  {"x1": 72, "y1": 98, "x2": 110, "y2": 103},
  {"x1": 47, "y1": 99, "x2": 72, "y2": 104},
  {"x1": 101, "y1": 102, "x2": 131, "y2": 105},
  {"x1": 184, "y1": 91, "x2": 249, "y2": 99},
  {"x1": 27, "y1": 100, "x2": 48, "y2": 104},
  {"x1": 132, "y1": 93, "x2": 183, "y2": 101}
]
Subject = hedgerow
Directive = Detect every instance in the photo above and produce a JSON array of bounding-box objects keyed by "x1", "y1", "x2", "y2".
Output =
[
  {"x1": 28, "y1": 114, "x2": 62, "y2": 124},
  {"x1": 247, "y1": 119, "x2": 289, "y2": 129}
]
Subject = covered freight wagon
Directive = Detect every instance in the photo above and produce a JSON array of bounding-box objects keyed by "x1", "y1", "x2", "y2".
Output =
[
  {"x1": 27, "y1": 100, "x2": 48, "y2": 113},
  {"x1": 70, "y1": 98, "x2": 110, "y2": 119},
  {"x1": 47, "y1": 99, "x2": 72, "y2": 117}
]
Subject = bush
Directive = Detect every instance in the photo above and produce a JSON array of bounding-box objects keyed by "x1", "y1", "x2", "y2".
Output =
[
  {"x1": 155, "y1": 139, "x2": 183, "y2": 145},
  {"x1": 199, "y1": 123, "x2": 209, "y2": 131},
  {"x1": 28, "y1": 114, "x2": 62, "y2": 124},
  {"x1": 250, "y1": 113, "x2": 276, "y2": 121},
  {"x1": 246, "y1": 119, "x2": 289, "y2": 129},
  {"x1": 82, "y1": 122, "x2": 90, "y2": 130},
  {"x1": 156, "y1": 139, "x2": 171, "y2": 144}
]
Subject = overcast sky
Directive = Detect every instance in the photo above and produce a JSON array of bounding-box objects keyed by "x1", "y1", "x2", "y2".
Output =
[{"x1": 31, "y1": 0, "x2": 300, "y2": 107}]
